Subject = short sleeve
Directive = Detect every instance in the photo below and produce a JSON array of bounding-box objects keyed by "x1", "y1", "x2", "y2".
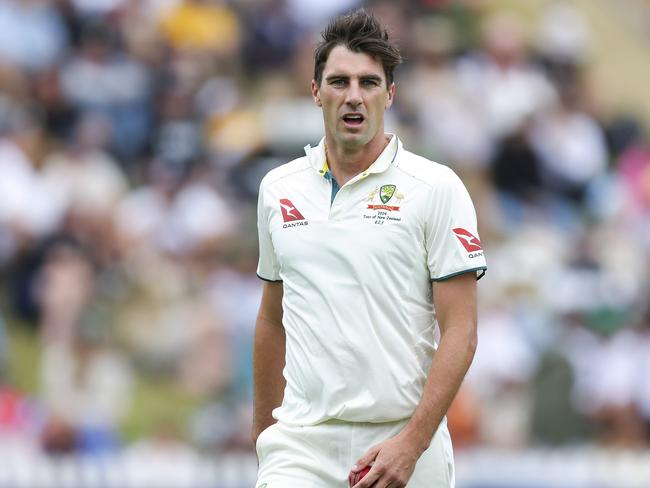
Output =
[
  {"x1": 425, "y1": 169, "x2": 487, "y2": 281},
  {"x1": 256, "y1": 182, "x2": 282, "y2": 282}
]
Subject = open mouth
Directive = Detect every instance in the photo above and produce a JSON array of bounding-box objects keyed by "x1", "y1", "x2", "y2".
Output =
[{"x1": 342, "y1": 114, "x2": 365, "y2": 127}]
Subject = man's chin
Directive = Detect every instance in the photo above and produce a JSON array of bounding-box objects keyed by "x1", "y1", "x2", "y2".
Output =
[{"x1": 337, "y1": 132, "x2": 369, "y2": 149}]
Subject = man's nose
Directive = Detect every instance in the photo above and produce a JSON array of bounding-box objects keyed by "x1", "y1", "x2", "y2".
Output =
[{"x1": 345, "y1": 82, "x2": 362, "y2": 107}]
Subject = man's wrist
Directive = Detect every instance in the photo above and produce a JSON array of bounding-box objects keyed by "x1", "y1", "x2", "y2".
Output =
[{"x1": 401, "y1": 422, "x2": 434, "y2": 456}]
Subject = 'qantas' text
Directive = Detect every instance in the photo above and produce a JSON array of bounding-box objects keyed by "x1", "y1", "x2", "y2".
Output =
[{"x1": 283, "y1": 221, "x2": 309, "y2": 229}]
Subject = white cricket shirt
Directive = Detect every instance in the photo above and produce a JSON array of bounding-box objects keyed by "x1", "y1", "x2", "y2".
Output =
[{"x1": 257, "y1": 135, "x2": 486, "y2": 426}]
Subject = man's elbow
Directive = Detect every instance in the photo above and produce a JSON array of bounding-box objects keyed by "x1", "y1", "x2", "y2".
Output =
[
  {"x1": 467, "y1": 329, "x2": 478, "y2": 358},
  {"x1": 455, "y1": 322, "x2": 478, "y2": 359},
  {"x1": 440, "y1": 318, "x2": 478, "y2": 358}
]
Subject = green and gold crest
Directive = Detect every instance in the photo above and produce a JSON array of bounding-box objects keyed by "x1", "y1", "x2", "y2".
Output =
[{"x1": 379, "y1": 184, "x2": 396, "y2": 204}]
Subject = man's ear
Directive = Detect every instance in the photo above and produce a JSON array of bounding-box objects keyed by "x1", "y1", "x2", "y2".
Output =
[
  {"x1": 311, "y1": 80, "x2": 322, "y2": 107},
  {"x1": 385, "y1": 82, "x2": 396, "y2": 110}
]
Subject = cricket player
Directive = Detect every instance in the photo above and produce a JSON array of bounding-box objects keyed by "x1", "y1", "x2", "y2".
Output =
[{"x1": 253, "y1": 9, "x2": 486, "y2": 488}]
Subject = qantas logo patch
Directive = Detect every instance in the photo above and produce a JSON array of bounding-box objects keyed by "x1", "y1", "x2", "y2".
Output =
[
  {"x1": 453, "y1": 228, "x2": 482, "y2": 252},
  {"x1": 279, "y1": 199, "x2": 305, "y2": 222},
  {"x1": 279, "y1": 199, "x2": 308, "y2": 228}
]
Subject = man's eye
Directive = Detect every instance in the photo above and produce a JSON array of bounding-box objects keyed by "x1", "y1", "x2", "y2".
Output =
[
  {"x1": 362, "y1": 79, "x2": 379, "y2": 86},
  {"x1": 330, "y1": 79, "x2": 346, "y2": 86}
]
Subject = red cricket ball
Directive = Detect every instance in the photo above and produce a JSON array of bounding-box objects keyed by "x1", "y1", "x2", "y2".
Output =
[
  {"x1": 348, "y1": 466, "x2": 371, "y2": 487},
  {"x1": 358, "y1": 466, "x2": 371, "y2": 480}
]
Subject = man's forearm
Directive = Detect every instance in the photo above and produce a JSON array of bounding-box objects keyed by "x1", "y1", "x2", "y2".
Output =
[
  {"x1": 252, "y1": 316, "x2": 286, "y2": 439},
  {"x1": 402, "y1": 323, "x2": 477, "y2": 454}
]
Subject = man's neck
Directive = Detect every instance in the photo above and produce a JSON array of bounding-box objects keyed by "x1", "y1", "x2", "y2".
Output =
[{"x1": 325, "y1": 134, "x2": 391, "y2": 186}]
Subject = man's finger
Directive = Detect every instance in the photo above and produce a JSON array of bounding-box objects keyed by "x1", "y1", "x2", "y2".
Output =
[
  {"x1": 353, "y1": 463, "x2": 382, "y2": 488},
  {"x1": 348, "y1": 471, "x2": 356, "y2": 487},
  {"x1": 352, "y1": 446, "x2": 380, "y2": 471},
  {"x1": 348, "y1": 465, "x2": 369, "y2": 487}
]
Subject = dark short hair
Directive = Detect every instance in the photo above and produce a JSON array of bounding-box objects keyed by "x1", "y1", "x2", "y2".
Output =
[{"x1": 314, "y1": 9, "x2": 402, "y2": 88}]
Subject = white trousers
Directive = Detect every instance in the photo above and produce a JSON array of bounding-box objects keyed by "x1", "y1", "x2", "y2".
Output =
[{"x1": 255, "y1": 417, "x2": 455, "y2": 488}]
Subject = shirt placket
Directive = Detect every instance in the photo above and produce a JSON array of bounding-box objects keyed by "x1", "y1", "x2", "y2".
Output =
[{"x1": 326, "y1": 169, "x2": 373, "y2": 221}]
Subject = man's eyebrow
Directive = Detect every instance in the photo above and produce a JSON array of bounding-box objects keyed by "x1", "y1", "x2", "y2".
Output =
[
  {"x1": 324, "y1": 73, "x2": 383, "y2": 82},
  {"x1": 360, "y1": 74, "x2": 382, "y2": 81},
  {"x1": 325, "y1": 74, "x2": 349, "y2": 81}
]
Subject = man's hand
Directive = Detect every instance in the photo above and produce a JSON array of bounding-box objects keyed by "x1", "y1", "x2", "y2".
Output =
[{"x1": 348, "y1": 432, "x2": 425, "y2": 487}]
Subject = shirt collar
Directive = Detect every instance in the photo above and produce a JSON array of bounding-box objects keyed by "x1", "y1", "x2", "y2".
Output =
[{"x1": 304, "y1": 133, "x2": 401, "y2": 179}]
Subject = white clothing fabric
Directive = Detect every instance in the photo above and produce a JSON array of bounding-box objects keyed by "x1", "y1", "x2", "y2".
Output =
[
  {"x1": 256, "y1": 135, "x2": 486, "y2": 426},
  {"x1": 256, "y1": 418, "x2": 454, "y2": 488}
]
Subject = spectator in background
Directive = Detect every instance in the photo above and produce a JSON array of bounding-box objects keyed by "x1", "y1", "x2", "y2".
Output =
[
  {"x1": 152, "y1": 83, "x2": 203, "y2": 174},
  {"x1": 70, "y1": 0, "x2": 128, "y2": 18},
  {"x1": 60, "y1": 21, "x2": 152, "y2": 163},
  {"x1": 41, "y1": 304, "x2": 134, "y2": 454},
  {"x1": 36, "y1": 238, "x2": 96, "y2": 345},
  {"x1": 284, "y1": 0, "x2": 360, "y2": 28},
  {"x1": 159, "y1": 0, "x2": 242, "y2": 59},
  {"x1": 490, "y1": 118, "x2": 544, "y2": 206},
  {"x1": 534, "y1": 2, "x2": 591, "y2": 87},
  {"x1": 464, "y1": 302, "x2": 538, "y2": 447},
  {"x1": 41, "y1": 112, "x2": 129, "y2": 251},
  {"x1": 560, "y1": 312, "x2": 648, "y2": 448},
  {"x1": 114, "y1": 159, "x2": 238, "y2": 258},
  {"x1": 399, "y1": 15, "x2": 492, "y2": 168},
  {"x1": 457, "y1": 11, "x2": 556, "y2": 141},
  {"x1": 207, "y1": 248, "x2": 261, "y2": 405},
  {"x1": 113, "y1": 159, "x2": 188, "y2": 255},
  {"x1": 0, "y1": 109, "x2": 65, "y2": 264},
  {"x1": 530, "y1": 79, "x2": 608, "y2": 204},
  {"x1": 240, "y1": 0, "x2": 304, "y2": 75},
  {"x1": 31, "y1": 68, "x2": 78, "y2": 141},
  {"x1": 16, "y1": 234, "x2": 135, "y2": 456},
  {"x1": 617, "y1": 127, "x2": 650, "y2": 219},
  {"x1": 112, "y1": 245, "x2": 199, "y2": 375},
  {"x1": 0, "y1": 0, "x2": 68, "y2": 73},
  {"x1": 186, "y1": 245, "x2": 262, "y2": 451}
]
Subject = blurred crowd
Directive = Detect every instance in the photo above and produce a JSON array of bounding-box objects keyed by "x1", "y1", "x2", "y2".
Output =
[{"x1": 0, "y1": 0, "x2": 649, "y2": 462}]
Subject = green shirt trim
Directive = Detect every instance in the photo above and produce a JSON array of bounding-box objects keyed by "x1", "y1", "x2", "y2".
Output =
[{"x1": 431, "y1": 266, "x2": 487, "y2": 282}]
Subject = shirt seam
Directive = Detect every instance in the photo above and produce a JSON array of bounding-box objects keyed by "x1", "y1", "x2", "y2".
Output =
[
  {"x1": 262, "y1": 162, "x2": 312, "y2": 189},
  {"x1": 393, "y1": 163, "x2": 453, "y2": 190}
]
